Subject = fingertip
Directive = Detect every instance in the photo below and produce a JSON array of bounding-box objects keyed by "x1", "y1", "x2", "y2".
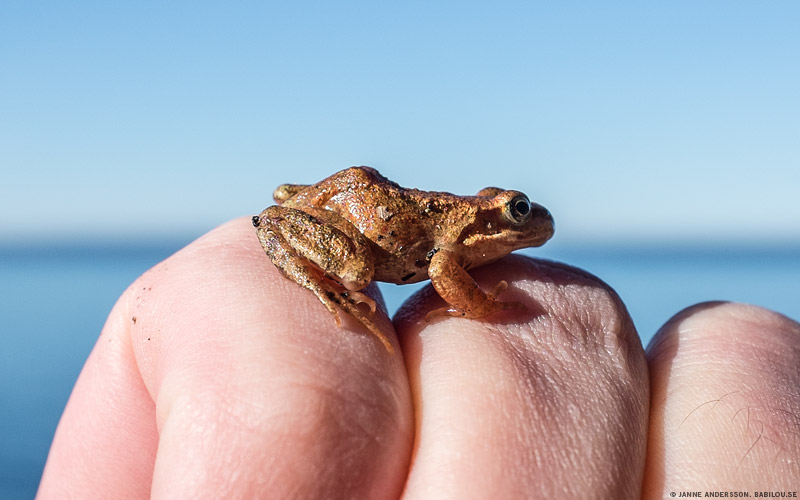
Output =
[
  {"x1": 127, "y1": 217, "x2": 412, "y2": 498},
  {"x1": 644, "y1": 302, "x2": 800, "y2": 492},
  {"x1": 395, "y1": 256, "x2": 649, "y2": 499},
  {"x1": 647, "y1": 301, "x2": 800, "y2": 365}
]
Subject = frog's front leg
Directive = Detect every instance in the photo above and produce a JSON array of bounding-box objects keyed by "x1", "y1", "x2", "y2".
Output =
[
  {"x1": 425, "y1": 249, "x2": 525, "y2": 321},
  {"x1": 272, "y1": 183, "x2": 309, "y2": 203},
  {"x1": 253, "y1": 206, "x2": 393, "y2": 352}
]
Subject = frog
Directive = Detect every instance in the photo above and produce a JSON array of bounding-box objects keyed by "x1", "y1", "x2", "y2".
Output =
[{"x1": 252, "y1": 166, "x2": 554, "y2": 353}]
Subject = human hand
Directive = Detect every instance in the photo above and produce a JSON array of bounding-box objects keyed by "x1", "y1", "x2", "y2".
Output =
[{"x1": 37, "y1": 218, "x2": 800, "y2": 499}]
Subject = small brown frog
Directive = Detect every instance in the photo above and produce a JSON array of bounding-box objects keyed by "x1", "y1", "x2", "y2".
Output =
[{"x1": 253, "y1": 166, "x2": 554, "y2": 352}]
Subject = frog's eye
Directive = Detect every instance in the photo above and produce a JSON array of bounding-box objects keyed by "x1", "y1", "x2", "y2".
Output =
[{"x1": 505, "y1": 195, "x2": 531, "y2": 225}]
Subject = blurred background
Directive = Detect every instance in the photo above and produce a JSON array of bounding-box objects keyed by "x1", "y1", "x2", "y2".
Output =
[{"x1": 1, "y1": 2, "x2": 798, "y2": 497}]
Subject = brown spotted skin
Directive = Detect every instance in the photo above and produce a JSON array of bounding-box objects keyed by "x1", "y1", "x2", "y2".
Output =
[{"x1": 254, "y1": 166, "x2": 554, "y2": 352}]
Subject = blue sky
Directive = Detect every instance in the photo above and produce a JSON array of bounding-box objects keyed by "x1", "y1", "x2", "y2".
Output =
[{"x1": 2, "y1": 2, "x2": 798, "y2": 244}]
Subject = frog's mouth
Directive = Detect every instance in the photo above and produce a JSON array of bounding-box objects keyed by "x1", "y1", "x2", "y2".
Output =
[{"x1": 491, "y1": 227, "x2": 554, "y2": 249}]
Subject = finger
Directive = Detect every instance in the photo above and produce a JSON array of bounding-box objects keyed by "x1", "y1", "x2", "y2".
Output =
[
  {"x1": 643, "y1": 302, "x2": 800, "y2": 497},
  {"x1": 395, "y1": 255, "x2": 649, "y2": 499},
  {"x1": 41, "y1": 217, "x2": 414, "y2": 499}
]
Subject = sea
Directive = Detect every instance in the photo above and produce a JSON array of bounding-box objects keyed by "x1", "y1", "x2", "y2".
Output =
[{"x1": 1, "y1": 240, "x2": 798, "y2": 499}]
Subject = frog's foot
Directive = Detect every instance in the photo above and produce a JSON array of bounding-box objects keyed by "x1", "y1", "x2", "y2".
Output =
[
  {"x1": 424, "y1": 296, "x2": 525, "y2": 321},
  {"x1": 305, "y1": 278, "x2": 392, "y2": 352},
  {"x1": 291, "y1": 272, "x2": 393, "y2": 353},
  {"x1": 327, "y1": 287, "x2": 392, "y2": 352},
  {"x1": 328, "y1": 287, "x2": 392, "y2": 352}
]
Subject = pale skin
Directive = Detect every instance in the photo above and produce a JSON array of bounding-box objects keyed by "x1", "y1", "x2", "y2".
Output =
[{"x1": 38, "y1": 219, "x2": 800, "y2": 499}]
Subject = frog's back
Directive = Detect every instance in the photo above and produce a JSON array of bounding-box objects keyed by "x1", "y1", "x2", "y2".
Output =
[
  {"x1": 333, "y1": 166, "x2": 403, "y2": 194},
  {"x1": 279, "y1": 166, "x2": 403, "y2": 211}
]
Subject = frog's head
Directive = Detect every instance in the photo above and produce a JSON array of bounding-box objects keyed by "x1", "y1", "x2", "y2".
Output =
[{"x1": 459, "y1": 189, "x2": 554, "y2": 264}]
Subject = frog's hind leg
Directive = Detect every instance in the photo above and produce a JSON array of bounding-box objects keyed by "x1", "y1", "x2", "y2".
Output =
[
  {"x1": 255, "y1": 206, "x2": 393, "y2": 352},
  {"x1": 257, "y1": 222, "x2": 343, "y2": 323}
]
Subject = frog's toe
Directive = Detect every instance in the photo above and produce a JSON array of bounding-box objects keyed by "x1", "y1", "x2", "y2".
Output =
[
  {"x1": 363, "y1": 322, "x2": 394, "y2": 353},
  {"x1": 345, "y1": 290, "x2": 377, "y2": 315},
  {"x1": 330, "y1": 309, "x2": 343, "y2": 328},
  {"x1": 425, "y1": 306, "x2": 465, "y2": 321},
  {"x1": 312, "y1": 286, "x2": 345, "y2": 327},
  {"x1": 486, "y1": 281, "x2": 526, "y2": 313},
  {"x1": 487, "y1": 280, "x2": 509, "y2": 300}
]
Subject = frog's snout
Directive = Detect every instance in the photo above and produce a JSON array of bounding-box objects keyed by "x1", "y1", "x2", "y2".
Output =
[
  {"x1": 530, "y1": 202, "x2": 555, "y2": 238},
  {"x1": 530, "y1": 203, "x2": 552, "y2": 222}
]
